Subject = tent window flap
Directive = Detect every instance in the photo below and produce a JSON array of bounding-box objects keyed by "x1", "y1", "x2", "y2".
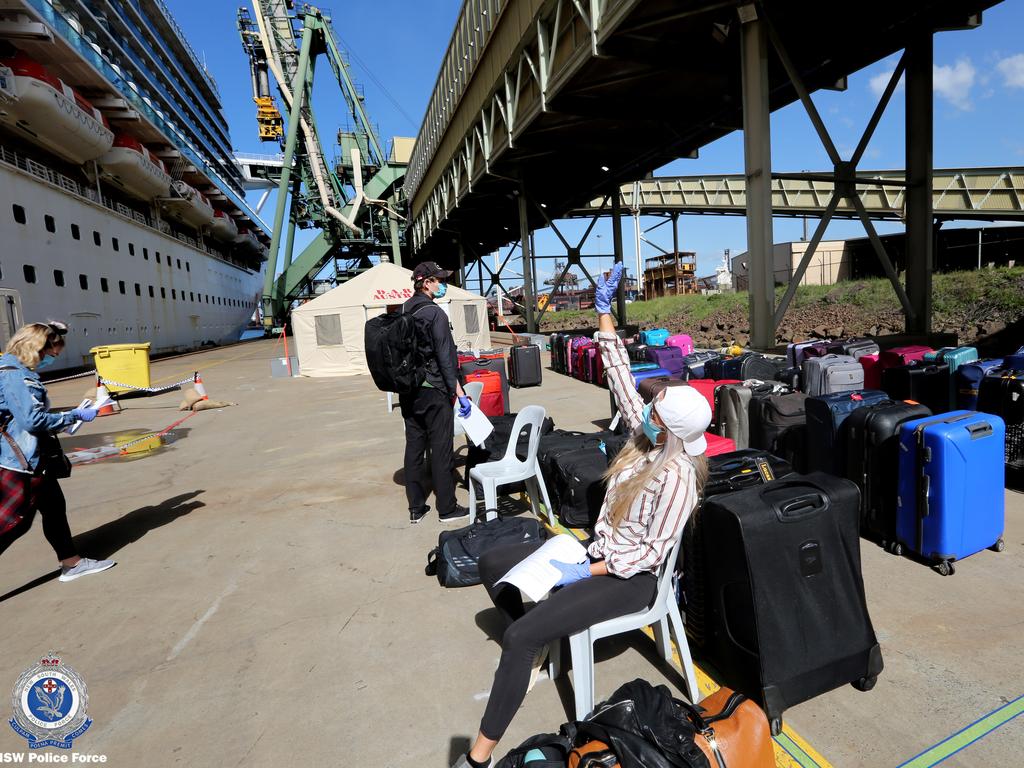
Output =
[
  {"x1": 314, "y1": 314, "x2": 343, "y2": 347},
  {"x1": 463, "y1": 303, "x2": 480, "y2": 335}
]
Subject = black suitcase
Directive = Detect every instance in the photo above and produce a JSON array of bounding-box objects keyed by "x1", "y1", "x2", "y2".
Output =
[
  {"x1": 549, "y1": 333, "x2": 565, "y2": 374},
  {"x1": 549, "y1": 447, "x2": 609, "y2": 529},
  {"x1": 509, "y1": 344, "x2": 542, "y2": 388},
  {"x1": 748, "y1": 392, "x2": 808, "y2": 470},
  {"x1": 721, "y1": 353, "x2": 787, "y2": 382},
  {"x1": 775, "y1": 366, "x2": 802, "y2": 391},
  {"x1": 626, "y1": 342, "x2": 649, "y2": 364},
  {"x1": 683, "y1": 449, "x2": 794, "y2": 650},
  {"x1": 880, "y1": 363, "x2": 952, "y2": 415},
  {"x1": 693, "y1": 473, "x2": 883, "y2": 729},
  {"x1": 843, "y1": 400, "x2": 932, "y2": 551},
  {"x1": 978, "y1": 370, "x2": 1024, "y2": 425},
  {"x1": 460, "y1": 356, "x2": 511, "y2": 414},
  {"x1": 805, "y1": 390, "x2": 889, "y2": 475}
]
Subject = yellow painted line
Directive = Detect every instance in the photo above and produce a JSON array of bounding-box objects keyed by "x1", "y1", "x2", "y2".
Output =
[{"x1": 540, "y1": 513, "x2": 833, "y2": 768}]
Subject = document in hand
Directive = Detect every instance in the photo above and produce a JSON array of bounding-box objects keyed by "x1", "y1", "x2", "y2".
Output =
[
  {"x1": 456, "y1": 401, "x2": 494, "y2": 447},
  {"x1": 496, "y1": 534, "x2": 589, "y2": 602}
]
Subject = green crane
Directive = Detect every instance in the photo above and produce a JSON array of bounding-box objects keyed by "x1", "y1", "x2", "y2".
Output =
[{"x1": 237, "y1": 1, "x2": 409, "y2": 329}]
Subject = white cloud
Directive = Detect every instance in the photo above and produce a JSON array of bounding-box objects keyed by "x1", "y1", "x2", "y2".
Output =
[
  {"x1": 933, "y1": 58, "x2": 976, "y2": 110},
  {"x1": 868, "y1": 69, "x2": 905, "y2": 98},
  {"x1": 996, "y1": 53, "x2": 1024, "y2": 88}
]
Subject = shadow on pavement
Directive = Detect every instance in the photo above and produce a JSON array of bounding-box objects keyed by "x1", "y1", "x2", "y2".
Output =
[{"x1": 0, "y1": 490, "x2": 206, "y2": 603}]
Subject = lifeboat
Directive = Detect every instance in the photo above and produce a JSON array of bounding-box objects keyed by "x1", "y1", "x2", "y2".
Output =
[
  {"x1": 159, "y1": 180, "x2": 214, "y2": 229},
  {"x1": 98, "y1": 133, "x2": 172, "y2": 201},
  {"x1": 0, "y1": 51, "x2": 114, "y2": 165},
  {"x1": 235, "y1": 227, "x2": 269, "y2": 261},
  {"x1": 209, "y1": 209, "x2": 238, "y2": 241}
]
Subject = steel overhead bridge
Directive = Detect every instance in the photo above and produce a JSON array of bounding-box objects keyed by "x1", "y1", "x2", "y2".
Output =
[
  {"x1": 567, "y1": 168, "x2": 1024, "y2": 221},
  {"x1": 405, "y1": 0, "x2": 999, "y2": 261}
]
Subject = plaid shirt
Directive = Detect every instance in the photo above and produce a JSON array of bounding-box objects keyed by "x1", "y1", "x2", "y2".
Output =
[{"x1": 587, "y1": 333, "x2": 699, "y2": 578}]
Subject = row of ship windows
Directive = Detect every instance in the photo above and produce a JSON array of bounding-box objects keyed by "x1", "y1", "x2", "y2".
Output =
[
  {"x1": 12, "y1": 204, "x2": 191, "y2": 273},
  {"x1": 18, "y1": 264, "x2": 252, "y2": 309}
]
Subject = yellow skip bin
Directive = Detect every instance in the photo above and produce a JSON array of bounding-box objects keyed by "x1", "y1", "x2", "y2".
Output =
[{"x1": 90, "y1": 343, "x2": 151, "y2": 393}]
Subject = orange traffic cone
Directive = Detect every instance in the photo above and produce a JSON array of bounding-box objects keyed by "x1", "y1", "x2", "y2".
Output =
[
  {"x1": 95, "y1": 380, "x2": 120, "y2": 417},
  {"x1": 193, "y1": 372, "x2": 208, "y2": 401}
]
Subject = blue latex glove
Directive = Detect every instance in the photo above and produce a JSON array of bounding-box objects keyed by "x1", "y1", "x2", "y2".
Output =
[
  {"x1": 550, "y1": 559, "x2": 591, "y2": 588},
  {"x1": 457, "y1": 396, "x2": 472, "y2": 419},
  {"x1": 594, "y1": 262, "x2": 623, "y2": 315},
  {"x1": 71, "y1": 407, "x2": 98, "y2": 422}
]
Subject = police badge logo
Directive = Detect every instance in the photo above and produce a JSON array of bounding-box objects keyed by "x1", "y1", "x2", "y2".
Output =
[{"x1": 9, "y1": 653, "x2": 92, "y2": 749}]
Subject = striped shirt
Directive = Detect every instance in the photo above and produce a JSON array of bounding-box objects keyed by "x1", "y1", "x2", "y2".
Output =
[{"x1": 587, "y1": 332, "x2": 699, "y2": 578}]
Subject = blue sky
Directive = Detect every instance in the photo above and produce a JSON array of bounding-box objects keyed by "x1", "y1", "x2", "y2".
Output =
[{"x1": 167, "y1": 1, "x2": 1024, "y2": 290}]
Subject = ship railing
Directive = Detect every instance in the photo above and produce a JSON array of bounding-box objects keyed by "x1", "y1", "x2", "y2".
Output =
[{"x1": 0, "y1": 140, "x2": 257, "y2": 272}]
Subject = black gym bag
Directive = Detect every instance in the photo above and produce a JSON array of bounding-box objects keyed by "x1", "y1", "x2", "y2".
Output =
[{"x1": 426, "y1": 514, "x2": 544, "y2": 588}]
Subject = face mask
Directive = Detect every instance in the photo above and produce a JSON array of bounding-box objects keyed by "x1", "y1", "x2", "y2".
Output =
[
  {"x1": 432, "y1": 282, "x2": 447, "y2": 298},
  {"x1": 37, "y1": 354, "x2": 56, "y2": 370},
  {"x1": 642, "y1": 402, "x2": 663, "y2": 446}
]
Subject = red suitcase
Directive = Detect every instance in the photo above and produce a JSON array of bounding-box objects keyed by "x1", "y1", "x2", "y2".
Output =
[{"x1": 464, "y1": 370, "x2": 504, "y2": 417}]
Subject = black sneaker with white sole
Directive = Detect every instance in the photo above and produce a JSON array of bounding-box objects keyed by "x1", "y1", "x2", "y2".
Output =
[
  {"x1": 439, "y1": 504, "x2": 470, "y2": 523},
  {"x1": 409, "y1": 505, "x2": 431, "y2": 524}
]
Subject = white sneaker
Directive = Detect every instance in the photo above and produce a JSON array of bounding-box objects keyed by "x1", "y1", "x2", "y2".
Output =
[{"x1": 59, "y1": 558, "x2": 116, "y2": 582}]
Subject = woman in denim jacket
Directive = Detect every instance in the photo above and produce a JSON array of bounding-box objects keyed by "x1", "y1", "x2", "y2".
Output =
[{"x1": 0, "y1": 321, "x2": 115, "y2": 582}]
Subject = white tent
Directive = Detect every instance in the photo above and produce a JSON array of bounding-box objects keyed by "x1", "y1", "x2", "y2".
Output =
[{"x1": 291, "y1": 261, "x2": 491, "y2": 378}]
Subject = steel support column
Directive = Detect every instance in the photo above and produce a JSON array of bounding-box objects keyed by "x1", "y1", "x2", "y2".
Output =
[
  {"x1": 740, "y1": 9, "x2": 775, "y2": 350},
  {"x1": 457, "y1": 240, "x2": 466, "y2": 288},
  {"x1": 263, "y1": 22, "x2": 315, "y2": 328},
  {"x1": 611, "y1": 186, "x2": 627, "y2": 322},
  {"x1": 518, "y1": 191, "x2": 537, "y2": 333},
  {"x1": 905, "y1": 26, "x2": 934, "y2": 333}
]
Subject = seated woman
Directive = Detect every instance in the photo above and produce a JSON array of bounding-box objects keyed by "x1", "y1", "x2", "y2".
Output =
[{"x1": 452, "y1": 263, "x2": 711, "y2": 768}]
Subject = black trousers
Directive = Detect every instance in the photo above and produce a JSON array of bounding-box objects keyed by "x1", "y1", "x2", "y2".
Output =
[
  {"x1": 401, "y1": 386, "x2": 457, "y2": 515},
  {"x1": 0, "y1": 476, "x2": 76, "y2": 562},
  {"x1": 477, "y1": 541, "x2": 657, "y2": 741}
]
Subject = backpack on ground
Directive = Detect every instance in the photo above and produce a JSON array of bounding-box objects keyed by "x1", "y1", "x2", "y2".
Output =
[
  {"x1": 425, "y1": 515, "x2": 543, "y2": 588},
  {"x1": 364, "y1": 304, "x2": 431, "y2": 394}
]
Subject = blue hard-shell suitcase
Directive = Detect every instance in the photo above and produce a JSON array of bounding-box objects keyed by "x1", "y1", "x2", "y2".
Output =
[
  {"x1": 897, "y1": 411, "x2": 1006, "y2": 575},
  {"x1": 956, "y1": 359, "x2": 1004, "y2": 410},
  {"x1": 631, "y1": 367, "x2": 674, "y2": 389},
  {"x1": 640, "y1": 328, "x2": 670, "y2": 346}
]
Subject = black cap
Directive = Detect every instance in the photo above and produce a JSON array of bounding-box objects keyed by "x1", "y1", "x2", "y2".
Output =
[{"x1": 412, "y1": 261, "x2": 453, "y2": 281}]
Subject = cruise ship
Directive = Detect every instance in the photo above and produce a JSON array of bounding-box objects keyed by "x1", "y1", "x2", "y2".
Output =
[{"x1": 0, "y1": 0, "x2": 270, "y2": 372}]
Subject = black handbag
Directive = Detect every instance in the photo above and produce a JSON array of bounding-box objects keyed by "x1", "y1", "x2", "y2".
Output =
[{"x1": 38, "y1": 434, "x2": 72, "y2": 479}]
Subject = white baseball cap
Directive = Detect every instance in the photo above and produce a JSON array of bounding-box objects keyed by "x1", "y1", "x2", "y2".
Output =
[{"x1": 654, "y1": 386, "x2": 713, "y2": 456}]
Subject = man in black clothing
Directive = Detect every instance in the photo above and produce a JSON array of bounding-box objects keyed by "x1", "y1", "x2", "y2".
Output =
[{"x1": 401, "y1": 261, "x2": 471, "y2": 524}]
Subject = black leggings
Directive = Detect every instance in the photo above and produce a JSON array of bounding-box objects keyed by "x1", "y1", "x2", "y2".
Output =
[
  {"x1": 477, "y1": 541, "x2": 656, "y2": 741},
  {"x1": 0, "y1": 477, "x2": 76, "y2": 562}
]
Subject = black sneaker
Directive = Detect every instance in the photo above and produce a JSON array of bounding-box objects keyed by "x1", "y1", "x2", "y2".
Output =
[
  {"x1": 409, "y1": 505, "x2": 431, "y2": 524},
  {"x1": 439, "y1": 504, "x2": 470, "y2": 523}
]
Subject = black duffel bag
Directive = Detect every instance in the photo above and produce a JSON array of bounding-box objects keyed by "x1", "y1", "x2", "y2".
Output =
[{"x1": 425, "y1": 514, "x2": 544, "y2": 588}]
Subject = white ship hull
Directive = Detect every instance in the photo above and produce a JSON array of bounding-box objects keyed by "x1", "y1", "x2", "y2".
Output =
[{"x1": 0, "y1": 157, "x2": 263, "y2": 372}]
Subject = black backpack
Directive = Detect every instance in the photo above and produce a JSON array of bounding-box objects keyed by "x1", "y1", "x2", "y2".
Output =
[
  {"x1": 425, "y1": 515, "x2": 543, "y2": 588},
  {"x1": 363, "y1": 303, "x2": 435, "y2": 394}
]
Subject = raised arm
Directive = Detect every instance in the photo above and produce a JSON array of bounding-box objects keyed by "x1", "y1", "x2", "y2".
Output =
[{"x1": 594, "y1": 264, "x2": 643, "y2": 432}]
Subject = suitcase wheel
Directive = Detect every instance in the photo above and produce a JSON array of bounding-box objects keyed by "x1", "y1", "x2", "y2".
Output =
[
  {"x1": 770, "y1": 717, "x2": 783, "y2": 737},
  {"x1": 852, "y1": 674, "x2": 878, "y2": 692},
  {"x1": 933, "y1": 561, "x2": 955, "y2": 576},
  {"x1": 989, "y1": 538, "x2": 1005, "y2": 553},
  {"x1": 885, "y1": 541, "x2": 903, "y2": 557}
]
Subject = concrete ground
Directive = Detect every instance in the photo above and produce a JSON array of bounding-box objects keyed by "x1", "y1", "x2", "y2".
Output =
[{"x1": 0, "y1": 338, "x2": 1020, "y2": 767}]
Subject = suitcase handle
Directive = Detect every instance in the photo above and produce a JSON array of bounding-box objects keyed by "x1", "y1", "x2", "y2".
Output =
[
  {"x1": 966, "y1": 422, "x2": 993, "y2": 439},
  {"x1": 762, "y1": 485, "x2": 828, "y2": 520}
]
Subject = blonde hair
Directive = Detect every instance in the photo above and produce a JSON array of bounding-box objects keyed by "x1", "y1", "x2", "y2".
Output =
[
  {"x1": 6, "y1": 321, "x2": 66, "y2": 368},
  {"x1": 603, "y1": 420, "x2": 708, "y2": 530}
]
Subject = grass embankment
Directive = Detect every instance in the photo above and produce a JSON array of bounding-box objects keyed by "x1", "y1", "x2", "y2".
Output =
[{"x1": 538, "y1": 267, "x2": 1024, "y2": 347}]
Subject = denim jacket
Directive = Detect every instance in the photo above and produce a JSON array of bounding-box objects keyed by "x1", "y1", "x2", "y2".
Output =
[{"x1": 0, "y1": 353, "x2": 74, "y2": 473}]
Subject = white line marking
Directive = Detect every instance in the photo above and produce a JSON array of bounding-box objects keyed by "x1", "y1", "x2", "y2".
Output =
[{"x1": 167, "y1": 580, "x2": 237, "y2": 661}]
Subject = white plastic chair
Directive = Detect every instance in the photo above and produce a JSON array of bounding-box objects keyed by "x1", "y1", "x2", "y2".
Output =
[
  {"x1": 548, "y1": 529, "x2": 699, "y2": 718},
  {"x1": 467, "y1": 404, "x2": 554, "y2": 526},
  {"x1": 453, "y1": 381, "x2": 484, "y2": 437}
]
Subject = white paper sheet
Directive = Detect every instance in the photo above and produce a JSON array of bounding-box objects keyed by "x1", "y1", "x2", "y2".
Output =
[
  {"x1": 456, "y1": 401, "x2": 494, "y2": 447},
  {"x1": 496, "y1": 534, "x2": 589, "y2": 602}
]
